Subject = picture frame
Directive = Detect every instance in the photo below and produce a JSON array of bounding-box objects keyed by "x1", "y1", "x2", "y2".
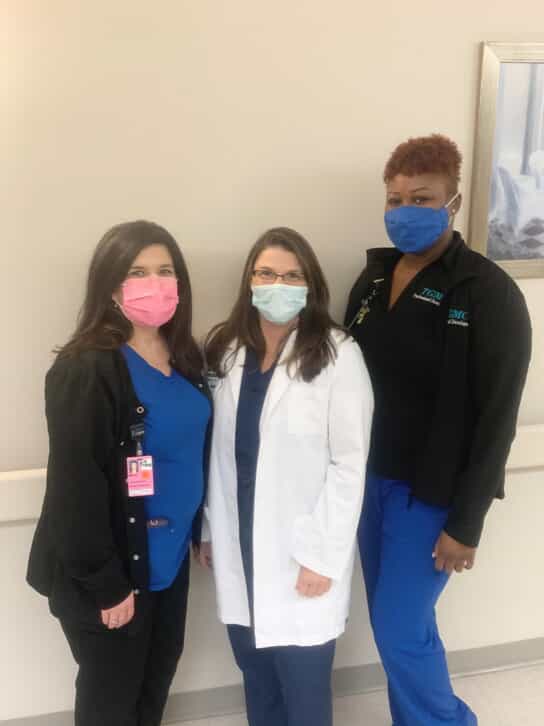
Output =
[{"x1": 469, "y1": 41, "x2": 544, "y2": 278}]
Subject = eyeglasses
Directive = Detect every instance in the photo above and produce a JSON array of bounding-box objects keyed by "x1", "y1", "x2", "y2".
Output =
[{"x1": 252, "y1": 269, "x2": 306, "y2": 285}]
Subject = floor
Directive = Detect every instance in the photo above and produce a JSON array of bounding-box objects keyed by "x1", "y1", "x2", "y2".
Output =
[{"x1": 173, "y1": 662, "x2": 544, "y2": 726}]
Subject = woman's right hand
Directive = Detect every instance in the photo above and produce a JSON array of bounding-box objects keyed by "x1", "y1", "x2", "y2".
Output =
[
  {"x1": 101, "y1": 591, "x2": 135, "y2": 629},
  {"x1": 197, "y1": 541, "x2": 213, "y2": 569}
]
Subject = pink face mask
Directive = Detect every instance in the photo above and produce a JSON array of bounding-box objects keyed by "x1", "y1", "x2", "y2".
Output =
[{"x1": 120, "y1": 275, "x2": 179, "y2": 328}]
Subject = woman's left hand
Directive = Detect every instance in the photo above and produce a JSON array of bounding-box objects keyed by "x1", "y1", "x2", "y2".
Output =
[
  {"x1": 296, "y1": 566, "x2": 332, "y2": 597},
  {"x1": 433, "y1": 531, "x2": 477, "y2": 574}
]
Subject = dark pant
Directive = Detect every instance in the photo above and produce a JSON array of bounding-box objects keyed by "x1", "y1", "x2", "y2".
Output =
[
  {"x1": 359, "y1": 475, "x2": 477, "y2": 726},
  {"x1": 60, "y1": 556, "x2": 190, "y2": 726},
  {"x1": 228, "y1": 624, "x2": 336, "y2": 726}
]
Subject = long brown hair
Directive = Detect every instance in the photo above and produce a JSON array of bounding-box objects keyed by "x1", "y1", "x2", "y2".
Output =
[
  {"x1": 205, "y1": 227, "x2": 344, "y2": 382},
  {"x1": 58, "y1": 220, "x2": 203, "y2": 382}
]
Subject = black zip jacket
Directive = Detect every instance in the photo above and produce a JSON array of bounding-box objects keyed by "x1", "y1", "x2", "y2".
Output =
[
  {"x1": 345, "y1": 233, "x2": 532, "y2": 547},
  {"x1": 26, "y1": 348, "x2": 212, "y2": 625}
]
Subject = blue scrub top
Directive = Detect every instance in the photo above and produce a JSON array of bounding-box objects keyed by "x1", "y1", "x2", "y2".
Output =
[
  {"x1": 122, "y1": 345, "x2": 211, "y2": 591},
  {"x1": 235, "y1": 347, "x2": 276, "y2": 619}
]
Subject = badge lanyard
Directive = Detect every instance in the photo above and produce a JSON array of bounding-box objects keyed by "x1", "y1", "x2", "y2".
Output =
[{"x1": 347, "y1": 279, "x2": 384, "y2": 329}]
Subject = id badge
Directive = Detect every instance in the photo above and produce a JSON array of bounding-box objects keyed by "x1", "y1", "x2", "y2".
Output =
[{"x1": 126, "y1": 455, "x2": 155, "y2": 497}]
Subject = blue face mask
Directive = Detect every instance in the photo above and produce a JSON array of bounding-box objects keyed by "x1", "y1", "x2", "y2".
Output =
[
  {"x1": 251, "y1": 284, "x2": 308, "y2": 325},
  {"x1": 384, "y1": 193, "x2": 459, "y2": 254}
]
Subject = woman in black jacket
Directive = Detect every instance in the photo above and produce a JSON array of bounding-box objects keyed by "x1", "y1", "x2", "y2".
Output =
[
  {"x1": 27, "y1": 220, "x2": 212, "y2": 726},
  {"x1": 345, "y1": 135, "x2": 532, "y2": 726}
]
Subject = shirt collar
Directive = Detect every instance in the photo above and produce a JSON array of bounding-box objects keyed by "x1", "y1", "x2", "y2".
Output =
[{"x1": 365, "y1": 231, "x2": 476, "y2": 287}]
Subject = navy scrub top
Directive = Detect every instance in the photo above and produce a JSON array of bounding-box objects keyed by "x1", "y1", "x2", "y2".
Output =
[{"x1": 235, "y1": 347, "x2": 276, "y2": 618}]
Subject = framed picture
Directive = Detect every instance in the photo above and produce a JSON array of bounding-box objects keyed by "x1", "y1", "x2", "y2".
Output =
[{"x1": 469, "y1": 42, "x2": 544, "y2": 278}]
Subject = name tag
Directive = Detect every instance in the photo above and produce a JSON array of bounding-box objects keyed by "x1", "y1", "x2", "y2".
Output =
[
  {"x1": 126, "y1": 455, "x2": 155, "y2": 497},
  {"x1": 147, "y1": 517, "x2": 170, "y2": 529}
]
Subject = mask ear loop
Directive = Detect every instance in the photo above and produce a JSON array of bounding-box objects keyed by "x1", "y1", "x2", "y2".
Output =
[{"x1": 445, "y1": 192, "x2": 460, "y2": 227}]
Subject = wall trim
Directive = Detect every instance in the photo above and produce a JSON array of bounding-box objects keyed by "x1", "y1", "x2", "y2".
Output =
[
  {"x1": 0, "y1": 468, "x2": 46, "y2": 525},
  {"x1": 1, "y1": 424, "x2": 543, "y2": 525},
  {"x1": 4, "y1": 638, "x2": 543, "y2": 725}
]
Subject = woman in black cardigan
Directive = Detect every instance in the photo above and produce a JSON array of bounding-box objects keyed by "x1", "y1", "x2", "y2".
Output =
[{"x1": 27, "y1": 220, "x2": 212, "y2": 726}]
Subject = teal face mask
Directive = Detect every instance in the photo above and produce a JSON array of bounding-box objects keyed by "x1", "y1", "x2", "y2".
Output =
[{"x1": 251, "y1": 284, "x2": 308, "y2": 325}]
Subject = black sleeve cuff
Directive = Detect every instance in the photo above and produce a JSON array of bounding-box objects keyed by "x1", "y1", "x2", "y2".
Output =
[
  {"x1": 444, "y1": 512, "x2": 485, "y2": 549},
  {"x1": 74, "y1": 555, "x2": 132, "y2": 610}
]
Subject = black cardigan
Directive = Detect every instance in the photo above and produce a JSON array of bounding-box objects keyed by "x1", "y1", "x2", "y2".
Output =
[
  {"x1": 27, "y1": 348, "x2": 212, "y2": 625},
  {"x1": 345, "y1": 234, "x2": 532, "y2": 547}
]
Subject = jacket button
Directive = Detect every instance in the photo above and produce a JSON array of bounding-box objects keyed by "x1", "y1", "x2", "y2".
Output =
[
  {"x1": 136, "y1": 406, "x2": 145, "y2": 414},
  {"x1": 129, "y1": 517, "x2": 136, "y2": 524},
  {"x1": 132, "y1": 554, "x2": 140, "y2": 561},
  {"x1": 133, "y1": 588, "x2": 140, "y2": 595},
  {"x1": 120, "y1": 440, "x2": 125, "y2": 447}
]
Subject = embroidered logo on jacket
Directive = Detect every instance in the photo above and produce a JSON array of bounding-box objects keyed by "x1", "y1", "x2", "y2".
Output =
[
  {"x1": 448, "y1": 308, "x2": 469, "y2": 327},
  {"x1": 413, "y1": 287, "x2": 444, "y2": 306}
]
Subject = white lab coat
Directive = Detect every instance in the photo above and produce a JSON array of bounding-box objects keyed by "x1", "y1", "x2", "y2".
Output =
[{"x1": 203, "y1": 329, "x2": 373, "y2": 648}]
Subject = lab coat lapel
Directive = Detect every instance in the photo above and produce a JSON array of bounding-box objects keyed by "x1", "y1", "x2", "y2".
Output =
[
  {"x1": 226, "y1": 345, "x2": 246, "y2": 410},
  {"x1": 260, "y1": 330, "x2": 297, "y2": 430}
]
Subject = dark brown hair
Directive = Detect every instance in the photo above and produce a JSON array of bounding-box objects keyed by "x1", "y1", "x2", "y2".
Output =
[
  {"x1": 58, "y1": 220, "x2": 203, "y2": 382},
  {"x1": 205, "y1": 227, "x2": 343, "y2": 382},
  {"x1": 384, "y1": 133, "x2": 462, "y2": 194}
]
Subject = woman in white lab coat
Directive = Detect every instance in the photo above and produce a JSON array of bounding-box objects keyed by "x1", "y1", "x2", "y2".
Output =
[{"x1": 199, "y1": 227, "x2": 373, "y2": 726}]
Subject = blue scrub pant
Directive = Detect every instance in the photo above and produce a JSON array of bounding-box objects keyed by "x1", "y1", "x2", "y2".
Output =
[
  {"x1": 227, "y1": 625, "x2": 336, "y2": 726},
  {"x1": 359, "y1": 474, "x2": 477, "y2": 726}
]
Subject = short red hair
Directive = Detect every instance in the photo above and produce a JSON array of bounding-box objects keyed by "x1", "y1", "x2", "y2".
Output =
[{"x1": 383, "y1": 134, "x2": 462, "y2": 192}]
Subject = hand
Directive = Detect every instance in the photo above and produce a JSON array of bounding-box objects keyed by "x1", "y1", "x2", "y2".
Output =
[
  {"x1": 196, "y1": 541, "x2": 213, "y2": 569},
  {"x1": 433, "y1": 531, "x2": 477, "y2": 575},
  {"x1": 296, "y1": 566, "x2": 332, "y2": 598},
  {"x1": 101, "y1": 591, "x2": 135, "y2": 629}
]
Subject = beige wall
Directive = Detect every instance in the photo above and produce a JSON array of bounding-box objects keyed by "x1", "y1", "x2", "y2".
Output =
[
  {"x1": 2, "y1": 1, "x2": 544, "y2": 721},
  {"x1": 3, "y1": 0, "x2": 544, "y2": 471}
]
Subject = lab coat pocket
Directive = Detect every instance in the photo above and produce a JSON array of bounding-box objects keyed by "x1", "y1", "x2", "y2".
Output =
[{"x1": 294, "y1": 578, "x2": 337, "y2": 633}]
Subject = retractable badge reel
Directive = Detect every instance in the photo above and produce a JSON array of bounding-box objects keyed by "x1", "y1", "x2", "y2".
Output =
[
  {"x1": 126, "y1": 422, "x2": 155, "y2": 497},
  {"x1": 206, "y1": 369, "x2": 219, "y2": 392}
]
